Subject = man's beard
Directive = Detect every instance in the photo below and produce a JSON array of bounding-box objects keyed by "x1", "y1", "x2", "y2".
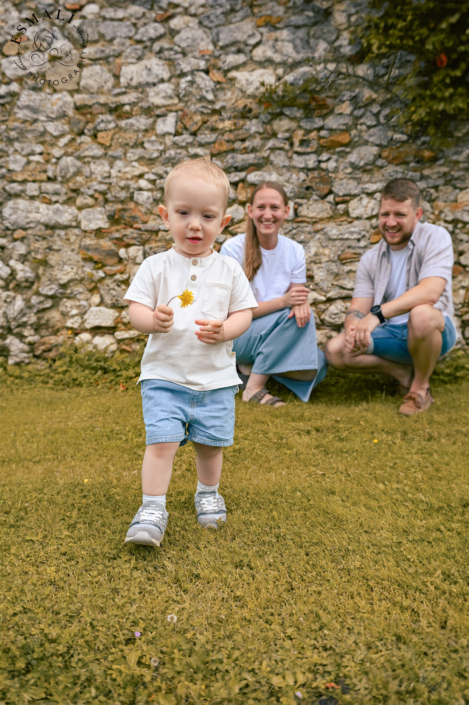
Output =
[{"x1": 380, "y1": 226, "x2": 413, "y2": 247}]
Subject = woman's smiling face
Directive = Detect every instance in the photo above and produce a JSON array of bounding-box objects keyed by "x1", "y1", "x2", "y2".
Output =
[{"x1": 247, "y1": 187, "x2": 290, "y2": 240}]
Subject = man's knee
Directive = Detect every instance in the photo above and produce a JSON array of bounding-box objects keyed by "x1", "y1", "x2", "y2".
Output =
[
  {"x1": 408, "y1": 305, "x2": 444, "y2": 338},
  {"x1": 325, "y1": 333, "x2": 346, "y2": 367}
]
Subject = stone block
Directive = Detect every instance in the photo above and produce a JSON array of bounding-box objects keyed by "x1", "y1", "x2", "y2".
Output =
[
  {"x1": 156, "y1": 113, "x2": 177, "y2": 135},
  {"x1": 8, "y1": 154, "x2": 27, "y2": 171},
  {"x1": 120, "y1": 58, "x2": 170, "y2": 88},
  {"x1": 79, "y1": 240, "x2": 120, "y2": 266},
  {"x1": 364, "y1": 126, "x2": 392, "y2": 146},
  {"x1": 99, "y1": 20, "x2": 135, "y2": 40},
  {"x1": 134, "y1": 23, "x2": 165, "y2": 42},
  {"x1": 348, "y1": 146, "x2": 380, "y2": 168},
  {"x1": 246, "y1": 171, "x2": 279, "y2": 185},
  {"x1": 174, "y1": 26, "x2": 213, "y2": 54},
  {"x1": 9, "y1": 260, "x2": 36, "y2": 282},
  {"x1": 332, "y1": 179, "x2": 362, "y2": 197},
  {"x1": 0, "y1": 261, "x2": 12, "y2": 280},
  {"x1": 80, "y1": 65, "x2": 114, "y2": 93},
  {"x1": 220, "y1": 53, "x2": 248, "y2": 70},
  {"x1": 301, "y1": 173, "x2": 333, "y2": 198},
  {"x1": 214, "y1": 19, "x2": 261, "y2": 47},
  {"x1": 84, "y1": 307, "x2": 119, "y2": 329},
  {"x1": 322, "y1": 300, "x2": 348, "y2": 327},
  {"x1": 92, "y1": 334, "x2": 118, "y2": 353},
  {"x1": 80, "y1": 208, "x2": 109, "y2": 232},
  {"x1": 320, "y1": 219, "x2": 371, "y2": 240},
  {"x1": 14, "y1": 90, "x2": 74, "y2": 121},
  {"x1": 228, "y1": 69, "x2": 276, "y2": 96},
  {"x1": 226, "y1": 204, "x2": 245, "y2": 223},
  {"x1": 179, "y1": 72, "x2": 216, "y2": 102},
  {"x1": 320, "y1": 131, "x2": 351, "y2": 149},
  {"x1": 2, "y1": 200, "x2": 78, "y2": 229},
  {"x1": 297, "y1": 200, "x2": 334, "y2": 220},
  {"x1": 292, "y1": 153, "x2": 318, "y2": 169},
  {"x1": 147, "y1": 83, "x2": 178, "y2": 106},
  {"x1": 348, "y1": 195, "x2": 379, "y2": 219},
  {"x1": 34, "y1": 335, "x2": 64, "y2": 356},
  {"x1": 5, "y1": 334, "x2": 30, "y2": 365},
  {"x1": 324, "y1": 114, "x2": 352, "y2": 130}
]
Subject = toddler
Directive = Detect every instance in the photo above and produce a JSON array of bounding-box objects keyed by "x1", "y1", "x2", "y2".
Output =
[{"x1": 123, "y1": 159, "x2": 257, "y2": 547}]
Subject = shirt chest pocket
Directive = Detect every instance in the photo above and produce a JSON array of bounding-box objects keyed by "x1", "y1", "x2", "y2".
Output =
[{"x1": 201, "y1": 282, "x2": 231, "y2": 320}]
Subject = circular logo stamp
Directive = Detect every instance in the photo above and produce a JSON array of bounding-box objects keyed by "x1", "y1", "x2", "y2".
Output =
[{"x1": 9, "y1": 4, "x2": 88, "y2": 88}]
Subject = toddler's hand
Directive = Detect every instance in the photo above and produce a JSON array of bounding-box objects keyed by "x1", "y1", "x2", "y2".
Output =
[
  {"x1": 195, "y1": 319, "x2": 225, "y2": 344},
  {"x1": 153, "y1": 304, "x2": 173, "y2": 333}
]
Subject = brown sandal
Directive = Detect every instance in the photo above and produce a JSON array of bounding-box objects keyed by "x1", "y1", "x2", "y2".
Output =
[{"x1": 248, "y1": 388, "x2": 285, "y2": 407}]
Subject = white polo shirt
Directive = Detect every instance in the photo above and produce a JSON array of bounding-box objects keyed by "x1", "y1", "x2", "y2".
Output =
[{"x1": 124, "y1": 247, "x2": 258, "y2": 391}]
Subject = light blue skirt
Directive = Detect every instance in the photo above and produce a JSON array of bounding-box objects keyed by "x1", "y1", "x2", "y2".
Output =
[{"x1": 233, "y1": 308, "x2": 328, "y2": 402}]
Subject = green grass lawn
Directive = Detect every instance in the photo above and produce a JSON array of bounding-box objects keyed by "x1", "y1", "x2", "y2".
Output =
[{"x1": 1, "y1": 374, "x2": 469, "y2": 705}]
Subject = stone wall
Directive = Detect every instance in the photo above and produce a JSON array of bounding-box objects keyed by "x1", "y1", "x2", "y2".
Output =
[{"x1": 1, "y1": 0, "x2": 468, "y2": 364}]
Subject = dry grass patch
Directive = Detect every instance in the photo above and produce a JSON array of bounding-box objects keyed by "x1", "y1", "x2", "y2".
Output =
[{"x1": 1, "y1": 378, "x2": 469, "y2": 704}]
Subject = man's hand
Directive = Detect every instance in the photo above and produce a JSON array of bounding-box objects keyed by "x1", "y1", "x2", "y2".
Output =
[
  {"x1": 348, "y1": 312, "x2": 380, "y2": 353},
  {"x1": 287, "y1": 301, "x2": 311, "y2": 328},
  {"x1": 153, "y1": 304, "x2": 174, "y2": 333},
  {"x1": 195, "y1": 319, "x2": 225, "y2": 344},
  {"x1": 344, "y1": 323, "x2": 359, "y2": 354}
]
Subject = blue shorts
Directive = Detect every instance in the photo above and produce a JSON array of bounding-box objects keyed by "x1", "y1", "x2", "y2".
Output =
[
  {"x1": 141, "y1": 379, "x2": 238, "y2": 447},
  {"x1": 367, "y1": 315, "x2": 457, "y2": 365}
]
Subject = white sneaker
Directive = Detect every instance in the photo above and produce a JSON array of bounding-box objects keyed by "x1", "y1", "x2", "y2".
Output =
[
  {"x1": 194, "y1": 491, "x2": 227, "y2": 529},
  {"x1": 124, "y1": 502, "x2": 168, "y2": 547}
]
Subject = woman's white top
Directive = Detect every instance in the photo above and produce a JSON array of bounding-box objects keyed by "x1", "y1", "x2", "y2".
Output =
[
  {"x1": 124, "y1": 247, "x2": 257, "y2": 390},
  {"x1": 220, "y1": 233, "x2": 306, "y2": 301}
]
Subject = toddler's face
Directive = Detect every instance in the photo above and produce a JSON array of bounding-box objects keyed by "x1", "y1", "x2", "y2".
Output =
[{"x1": 159, "y1": 175, "x2": 231, "y2": 258}]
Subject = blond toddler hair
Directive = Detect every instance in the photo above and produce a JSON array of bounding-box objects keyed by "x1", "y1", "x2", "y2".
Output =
[{"x1": 164, "y1": 159, "x2": 231, "y2": 209}]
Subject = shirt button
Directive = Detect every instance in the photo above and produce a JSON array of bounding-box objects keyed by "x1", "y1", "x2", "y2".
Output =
[
  {"x1": 192, "y1": 259, "x2": 198, "y2": 265},
  {"x1": 191, "y1": 275, "x2": 197, "y2": 281}
]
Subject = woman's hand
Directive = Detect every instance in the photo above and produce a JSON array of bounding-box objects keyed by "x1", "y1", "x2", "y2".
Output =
[
  {"x1": 287, "y1": 302, "x2": 311, "y2": 328},
  {"x1": 283, "y1": 286, "x2": 310, "y2": 308}
]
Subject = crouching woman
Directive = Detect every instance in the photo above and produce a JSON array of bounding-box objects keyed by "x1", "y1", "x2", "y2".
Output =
[{"x1": 220, "y1": 181, "x2": 327, "y2": 407}]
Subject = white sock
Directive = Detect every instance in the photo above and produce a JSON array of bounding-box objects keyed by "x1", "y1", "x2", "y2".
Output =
[
  {"x1": 142, "y1": 493, "x2": 166, "y2": 508},
  {"x1": 196, "y1": 481, "x2": 219, "y2": 495}
]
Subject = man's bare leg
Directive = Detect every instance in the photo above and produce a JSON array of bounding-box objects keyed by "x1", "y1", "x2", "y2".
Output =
[
  {"x1": 239, "y1": 365, "x2": 317, "y2": 383},
  {"x1": 325, "y1": 332, "x2": 413, "y2": 387},
  {"x1": 407, "y1": 304, "x2": 444, "y2": 397},
  {"x1": 278, "y1": 369, "x2": 317, "y2": 382}
]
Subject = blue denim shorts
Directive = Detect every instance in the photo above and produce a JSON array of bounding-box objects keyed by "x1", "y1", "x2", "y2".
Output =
[
  {"x1": 141, "y1": 379, "x2": 238, "y2": 447},
  {"x1": 367, "y1": 315, "x2": 457, "y2": 365}
]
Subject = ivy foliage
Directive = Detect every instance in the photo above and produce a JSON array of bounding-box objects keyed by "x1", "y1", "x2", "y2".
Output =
[{"x1": 357, "y1": 0, "x2": 469, "y2": 137}]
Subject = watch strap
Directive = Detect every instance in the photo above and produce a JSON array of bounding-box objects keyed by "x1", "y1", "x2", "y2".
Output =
[{"x1": 371, "y1": 305, "x2": 385, "y2": 324}]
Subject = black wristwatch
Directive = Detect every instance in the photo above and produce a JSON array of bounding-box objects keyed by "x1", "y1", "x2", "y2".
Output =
[{"x1": 370, "y1": 305, "x2": 385, "y2": 324}]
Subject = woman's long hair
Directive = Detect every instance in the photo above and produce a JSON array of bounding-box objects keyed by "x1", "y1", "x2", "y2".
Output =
[{"x1": 243, "y1": 181, "x2": 289, "y2": 282}]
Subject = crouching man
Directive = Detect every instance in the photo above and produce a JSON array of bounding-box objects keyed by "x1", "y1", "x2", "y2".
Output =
[{"x1": 325, "y1": 179, "x2": 457, "y2": 415}]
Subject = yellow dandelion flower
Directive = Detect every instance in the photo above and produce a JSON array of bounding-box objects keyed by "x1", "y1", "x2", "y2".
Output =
[
  {"x1": 167, "y1": 290, "x2": 195, "y2": 308},
  {"x1": 177, "y1": 289, "x2": 195, "y2": 308}
]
